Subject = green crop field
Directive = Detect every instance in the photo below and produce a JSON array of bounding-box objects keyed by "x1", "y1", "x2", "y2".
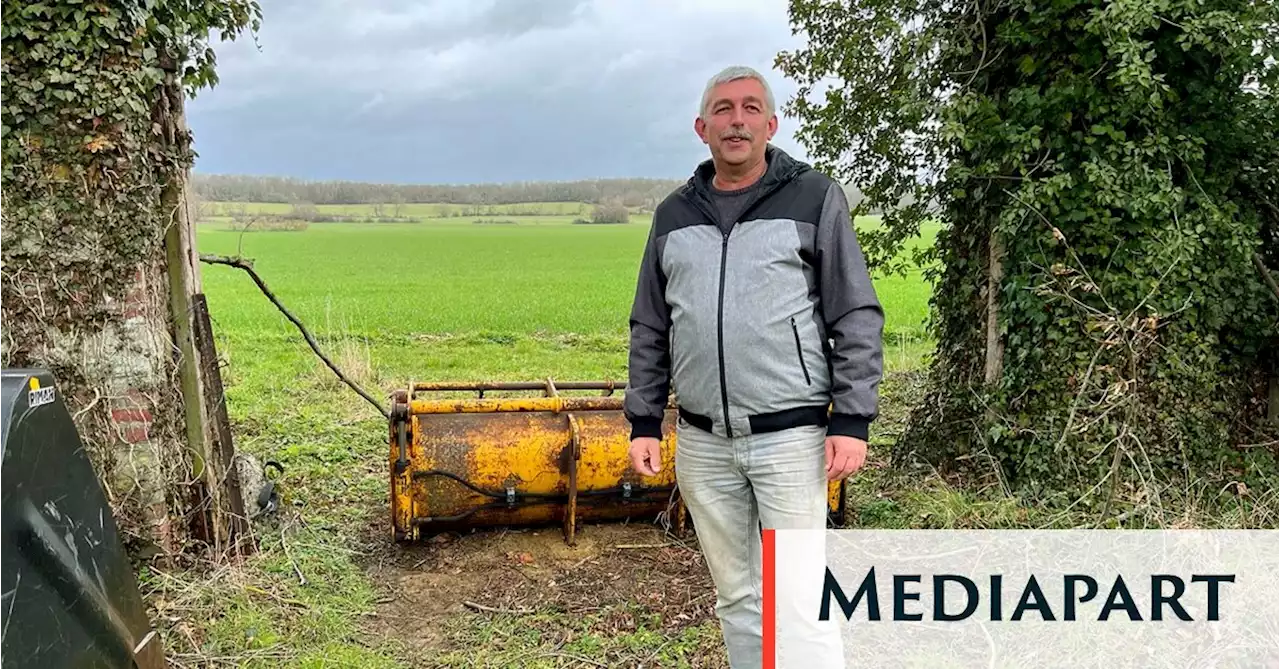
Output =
[{"x1": 197, "y1": 215, "x2": 937, "y2": 382}]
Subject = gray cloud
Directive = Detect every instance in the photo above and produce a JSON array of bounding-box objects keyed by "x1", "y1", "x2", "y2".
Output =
[{"x1": 187, "y1": 0, "x2": 813, "y2": 184}]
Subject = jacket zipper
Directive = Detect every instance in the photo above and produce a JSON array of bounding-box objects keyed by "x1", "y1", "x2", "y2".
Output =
[
  {"x1": 790, "y1": 317, "x2": 812, "y2": 386},
  {"x1": 716, "y1": 178, "x2": 792, "y2": 437},
  {"x1": 687, "y1": 169, "x2": 797, "y2": 439},
  {"x1": 717, "y1": 230, "x2": 733, "y2": 437}
]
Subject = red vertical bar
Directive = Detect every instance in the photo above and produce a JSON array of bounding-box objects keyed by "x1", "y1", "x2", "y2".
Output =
[{"x1": 763, "y1": 528, "x2": 776, "y2": 669}]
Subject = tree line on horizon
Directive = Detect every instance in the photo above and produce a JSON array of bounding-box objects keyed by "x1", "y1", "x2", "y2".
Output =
[
  {"x1": 191, "y1": 173, "x2": 688, "y2": 209},
  {"x1": 190, "y1": 172, "x2": 873, "y2": 212}
]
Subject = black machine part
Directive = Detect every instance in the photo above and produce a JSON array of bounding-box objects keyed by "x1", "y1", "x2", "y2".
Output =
[
  {"x1": 1, "y1": 368, "x2": 165, "y2": 669},
  {"x1": 253, "y1": 460, "x2": 284, "y2": 518}
]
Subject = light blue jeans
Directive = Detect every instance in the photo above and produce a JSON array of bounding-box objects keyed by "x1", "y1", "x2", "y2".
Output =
[{"x1": 675, "y1": 418, "x2": 845, "y2": 668}]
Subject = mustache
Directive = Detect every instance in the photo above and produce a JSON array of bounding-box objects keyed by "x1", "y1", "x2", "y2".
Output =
[{"x1": 720, "y1": 128, "x2": 753, "y2": 141}]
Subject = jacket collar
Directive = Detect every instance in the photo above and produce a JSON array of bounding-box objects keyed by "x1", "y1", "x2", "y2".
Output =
[{"x1": 686, "y1": 144, "x2": 810, "y2": 200}]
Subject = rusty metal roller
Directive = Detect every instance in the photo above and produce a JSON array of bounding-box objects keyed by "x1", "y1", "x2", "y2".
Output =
[{"x1": 388, "y1": 379, "x2": 847, "y2": 545}]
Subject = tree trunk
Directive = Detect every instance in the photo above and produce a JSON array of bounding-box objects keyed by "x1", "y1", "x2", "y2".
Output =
[
  {"x1": 0, "y1": 74, "x2": 249, "y2": 563},
  {"x1": 984, "y1": 230, "x2": 1005, "y2": 386},
  {"x1": 159, "y1": 73, "x2": 250, "y2": 558}
]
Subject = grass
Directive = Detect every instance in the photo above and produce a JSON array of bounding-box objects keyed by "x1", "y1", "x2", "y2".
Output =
[
  {"x1": 141, "y1": 524, "x2": 407, "y2": 669},
  {"x1": 159, "y1": 208, "x2": 942, "y2": 667},
  {"x1": 429, "y1": 608, "x2": 728, "y2": 667}
]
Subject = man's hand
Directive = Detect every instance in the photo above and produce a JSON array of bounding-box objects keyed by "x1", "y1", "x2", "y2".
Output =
[
  {"x1": 825, "y1": 436, "x2": 867, "y2": 481},
  {"x1": 629, "y1": 437, "x2": 663, "y2": 477}
]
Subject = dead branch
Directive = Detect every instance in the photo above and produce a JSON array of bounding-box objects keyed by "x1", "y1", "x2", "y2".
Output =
[
  {"x1": 1234, "y1": 440, "x2": 1279, "y2": 450},
  {"x1": 638, "y1": 639, "x2": 675, "y2": 667},
  {"x1": 1096, "y1": 430, "x2": 1126, "y2": 525},
  {"x1": 538, "y1": 651, "x2": 609, "y2": 668},
  {"x1": 1007, "y1": 188, "x2": 1114, "y2": 313},
  {"x1": 198, "y1": 254, "x2": 390, "y2": 419},
  {"x1": 1054, "y1": 344, "x2": 1106, "y2": 451},
  {"x1": 280, "y1": 525, "x2": 306, "y2": 586},
  {"x1": 132, "y1": 630, "x2": 157, "y2": 655},
  {"x1": 1253, "y1": 253, "x2": 1278, "y2": 304},
  {"x1": 463, "y1": 600, "x2": 534, "y2": 615}
]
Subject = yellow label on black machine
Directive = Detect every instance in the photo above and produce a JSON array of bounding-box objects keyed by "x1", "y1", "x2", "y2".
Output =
[{"x1": 388, "y1": 380, "x2": 846, "y2": 545}]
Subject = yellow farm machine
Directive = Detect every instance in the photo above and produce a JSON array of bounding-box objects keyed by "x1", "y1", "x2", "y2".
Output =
[{"x1": 386, "y1": 379, "x2": 847, "y2": 545}]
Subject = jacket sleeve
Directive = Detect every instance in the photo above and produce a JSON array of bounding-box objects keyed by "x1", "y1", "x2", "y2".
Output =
[
  {"x1": 816, "y1": 183, "x2": 885, "y2": 440},
  {"x1": 624, "y1": 223, "x2": 672, "y2": 440}
]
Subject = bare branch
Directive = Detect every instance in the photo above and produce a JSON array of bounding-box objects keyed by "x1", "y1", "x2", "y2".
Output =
[
  {"x1": 198, "y1": 254, "x2": 390, "y2": 419},
  {"x1": 1253, "y1": 253, "x2": 1278, "y2": 303}
]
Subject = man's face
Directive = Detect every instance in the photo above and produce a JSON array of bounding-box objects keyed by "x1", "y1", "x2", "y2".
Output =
[{"x1": 695, "y1": 77, "x2": 778, "y2": 169}]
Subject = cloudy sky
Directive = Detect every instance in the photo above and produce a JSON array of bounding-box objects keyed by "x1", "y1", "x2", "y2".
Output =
[{"x1": 186, "y1": 0, "x2": 815, "y2": 184}]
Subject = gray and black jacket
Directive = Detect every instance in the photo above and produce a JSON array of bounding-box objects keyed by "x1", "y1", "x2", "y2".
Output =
[{"x1": 625, "y1": 145, "x2": 884, "y2": 441}]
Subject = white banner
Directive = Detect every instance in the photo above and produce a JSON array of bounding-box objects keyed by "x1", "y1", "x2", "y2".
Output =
[{"x1": 770, "y1": 529, "x2": 1279, "y2": 669}]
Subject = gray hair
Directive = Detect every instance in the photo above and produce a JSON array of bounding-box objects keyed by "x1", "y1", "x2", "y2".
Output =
[{"x1": 699, "y1": 65, "x2": 776, "y2": 119}]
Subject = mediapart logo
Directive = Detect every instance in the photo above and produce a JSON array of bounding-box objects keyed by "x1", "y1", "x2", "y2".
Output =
[
  {"x1": 767, "y1": 529, "x2": 1279, "y2": 669},
  {"x1": 819, "y1": 567, "x2": 1235, "y2": 623}
]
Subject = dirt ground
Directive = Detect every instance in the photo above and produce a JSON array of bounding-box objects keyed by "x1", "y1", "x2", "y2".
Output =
[{"x1": 364, "y1": 518, "x2": 719, "y2": 659}]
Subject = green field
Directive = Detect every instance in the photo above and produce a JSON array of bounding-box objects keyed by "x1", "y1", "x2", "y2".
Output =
[{"x1": 198, "y1": 216, "x2": 936, "y2": 361}]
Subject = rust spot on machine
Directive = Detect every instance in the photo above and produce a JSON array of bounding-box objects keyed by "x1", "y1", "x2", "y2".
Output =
[{"x1": 388, "y1": 379, "x2": 847, "y2": 545}]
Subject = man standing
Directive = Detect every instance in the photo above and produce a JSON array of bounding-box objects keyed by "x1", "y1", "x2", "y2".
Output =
[{"x1": 624, "y1": 66, "x2": 884, "y2": 667}]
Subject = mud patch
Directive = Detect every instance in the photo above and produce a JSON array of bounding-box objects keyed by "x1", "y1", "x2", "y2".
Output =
[{"x1": 365, "y1": 521, "x2": 717, "y2": 655}]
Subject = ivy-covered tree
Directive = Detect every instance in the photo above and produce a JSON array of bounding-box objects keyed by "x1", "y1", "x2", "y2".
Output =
[
  {"x1": 2, "y1": 1, "x2": 260, "y2": 556},
  {"x1": 778, "y1": 0, "x2": 1277, "y2": 513}
]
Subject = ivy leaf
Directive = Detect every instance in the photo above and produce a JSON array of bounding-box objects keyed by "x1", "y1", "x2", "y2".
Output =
[{"x1": 84, "y1": 135, "x2": 112, "y2": 152}]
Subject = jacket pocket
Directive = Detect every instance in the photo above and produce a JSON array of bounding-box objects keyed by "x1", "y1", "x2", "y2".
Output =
[{"x1": 789, "y1": 317, "x2": 812, "y2": 386}]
